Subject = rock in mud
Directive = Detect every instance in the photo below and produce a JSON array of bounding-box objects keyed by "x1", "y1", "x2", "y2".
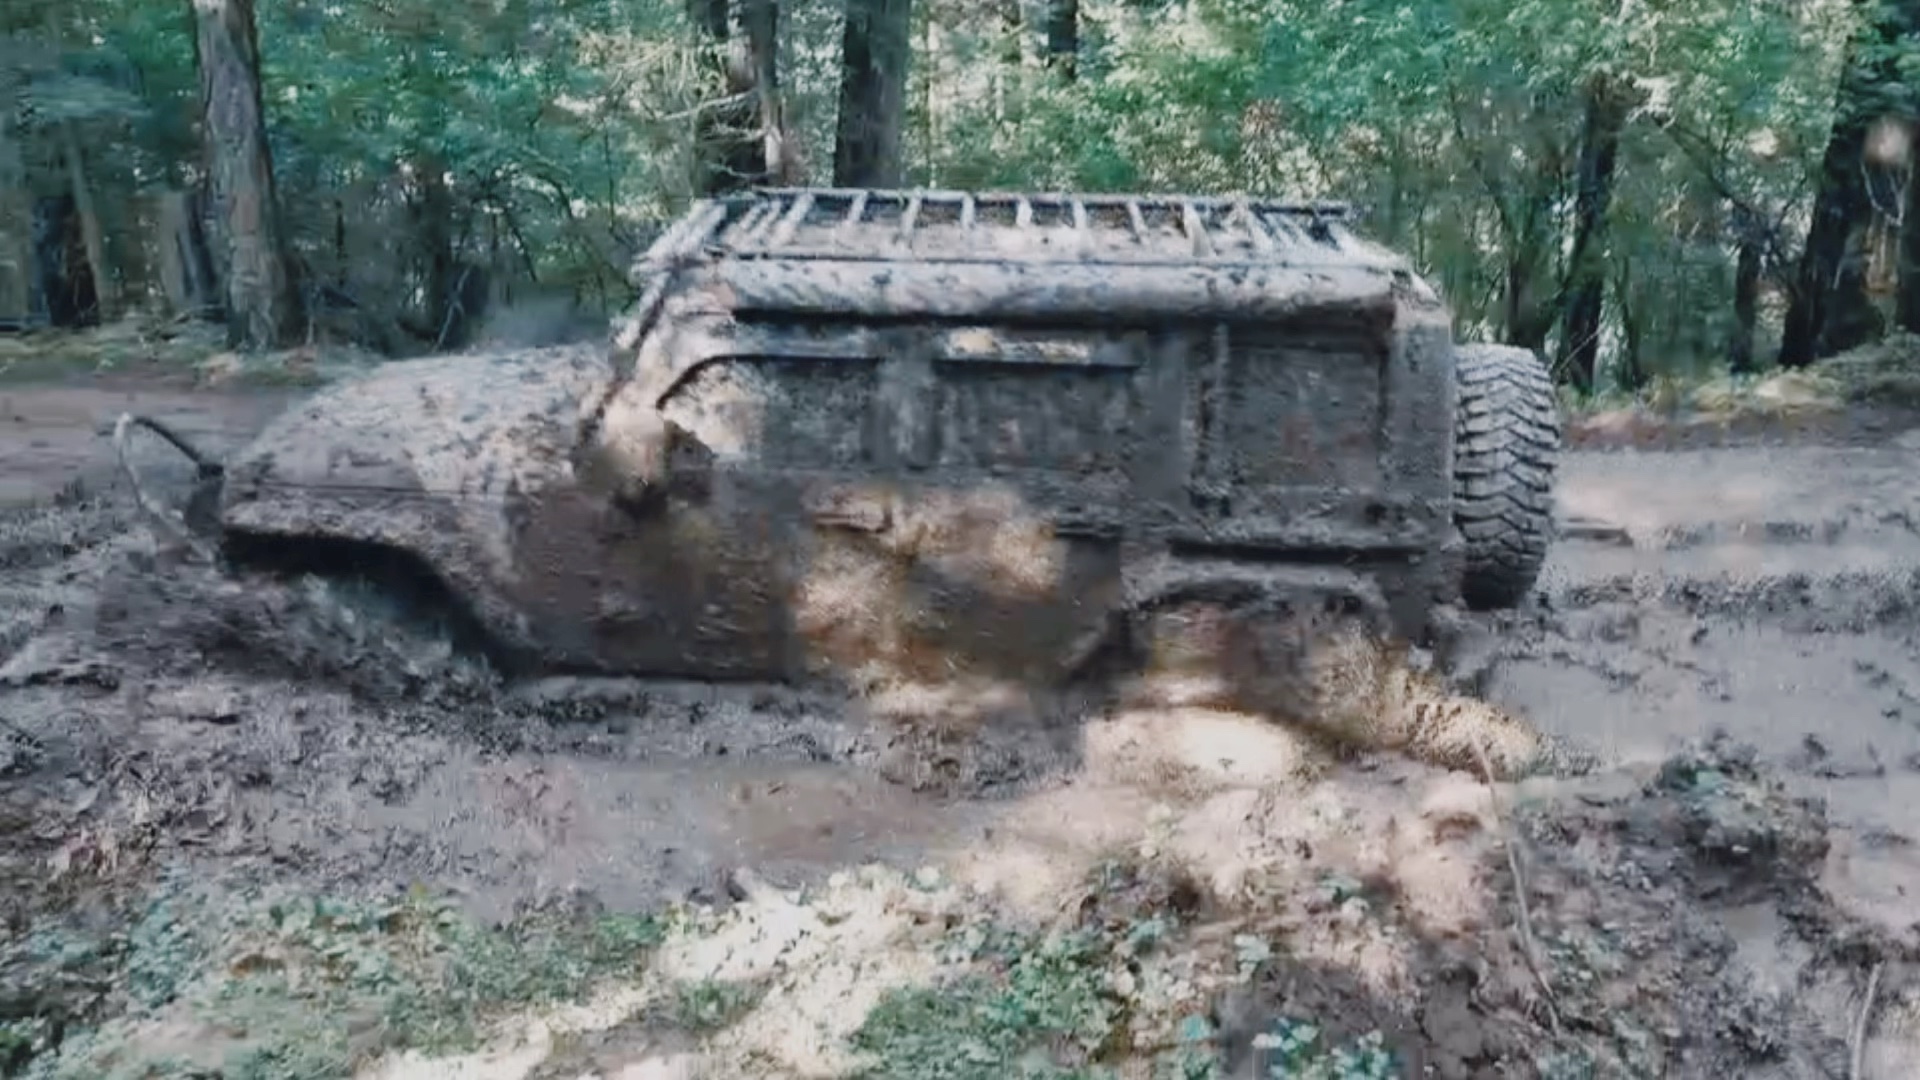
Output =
[
  {"x1": 1650, "y1": 731, "x2": 1831, "y2": 895},
  {"x1": 145, "y1": 684, "x2": 245, "y2": 725},
  {"x1": 0, "y1": 634, "x2": 119, "y2": 690}
]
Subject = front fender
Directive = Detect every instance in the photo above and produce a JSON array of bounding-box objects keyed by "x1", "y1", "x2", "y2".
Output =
[{"x1": 217, "y1": 344, "x2": 615, "y2": 663}]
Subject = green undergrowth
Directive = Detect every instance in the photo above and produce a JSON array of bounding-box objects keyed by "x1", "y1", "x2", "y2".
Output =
[
  {"x1": 5, "y1": 876, "x2": 668, "y2": 1080},
  {"x1": 846, "y1": 895, "x2": 1399, "y2": 1080},
  {"x1": 0, "y1": 316, "x2": 378, "y2": 389},
  {"x1": 1559, "y1": 332, "x2": 1920, "y2": 422},
  {"x1": 3, "y1": 860, "x2": 1412, "y2": 1080}
]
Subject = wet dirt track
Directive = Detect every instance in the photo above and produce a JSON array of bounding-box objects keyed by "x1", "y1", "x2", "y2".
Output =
[
  {"x1": 3, "y1": 378, "x2": 1920, "y2": 936},
  {"x1": 0, "y1": 379, "x2": 297, "y2": 506},
  {"x1": 1494, "y1": 428, "x2": 1920, "y2": 936},
  {"x1": 6, "y1": 378, "x2": 1920, "y2": 1077}
]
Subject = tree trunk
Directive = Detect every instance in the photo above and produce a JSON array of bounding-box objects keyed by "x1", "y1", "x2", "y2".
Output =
[
  {"x1": 993, "y1": 0, "x2": 1022, "y2": 124},
  {"x1": 740, "y1": 0, "x2": 783, "y2": 187},
  {"x1": 1777, "y1": 0, "x2": 1920, "y2": 367},
  {"x1": 998, "y1": 0, "x2": 1023, "y2": 68},
  {"x1": 1729, "y1": 203, "x2": 1763, "y2": 374},
  {"x1": 1044, "y1": 0, "x2": 1078, "y2": 80},
  {"x1": 833, "y1": 0, "x2": 914, "y2": 188},
  {"x1": 56, "y1": 124, "x2": 117, "y2": 320},
  {"x1": 32, "y1": 196, "x2": 98, "y2": 328},
  {"x1": 1779, "y1": 117, "x2": 1880, "y2": 366},
  {"x1": 0, "y1": 59, "x2": 31, "y2": 322},
  {"x1": 1613, "y1": 262, "x2": 1646, "y2": 392},
  {"x1": 415, "y1": 156, "x2": 459, "y2": 344},
  {"x1": 1558, "y1": 80, "x2": 1627, "y2": 394},
  {"x1": 193, "y1": 0, "x2": 301, "y2": 351},
  {"x1": 156, "y1": 189, "x2": 220, "y2": 320},
  {"x1": 1897, "y1": 137, "x2": 1920, "y2": 332},
  {"x1": 688, "y1": 0, "x2": 773, "y2": 194},
  {"x1": 1501, "y1": 201, "x2": 1557, "y2": 354}
]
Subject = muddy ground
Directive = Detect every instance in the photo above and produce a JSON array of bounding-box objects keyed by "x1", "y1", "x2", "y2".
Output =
[{"x1": 2, "y1": 372, "x2": 1919, "y2": 1078}]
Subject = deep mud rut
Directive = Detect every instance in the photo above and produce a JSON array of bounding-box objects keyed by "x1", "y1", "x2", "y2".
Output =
[{"x1": 2, "y1": 378, "x2": 1920, "y2": 1078}]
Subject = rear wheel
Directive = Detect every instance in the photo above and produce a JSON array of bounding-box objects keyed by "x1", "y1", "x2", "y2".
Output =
[{"x1": 1452, "y1": 343, "x2": 1560, "y2": 610}]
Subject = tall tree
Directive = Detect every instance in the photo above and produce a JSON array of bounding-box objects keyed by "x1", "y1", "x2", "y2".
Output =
[
  {"x1": 739, "y1": 0, "x2": 785, "y2": 186},
  {"x1": 192, "y1": 0, "x2": 300, "y2": 351},
  {"x1": 833, "y1": 0, "x2": 914, "y2": 188},
  {"x1": 1778, "y1": 0, "x2": 1920, "y2": 367},
  {"x1": 52, "y1": 121, "x2": 115, "y2": 322},
  {"x1": 691, "y1": 0, "x2": 782, "y2": 193},
  {"x1": 1729, "y1": 203, "x2": 1765, "y2": 374},
  {"x1": 1897, "y1": 119, "x2": 1920, "y2": 332},
  {"x1": 43, "y1": 10, "x2": 118, "y2": 321},
  {"x1": 1558, "y1": 77, "x2": 1628, "y2": 393},
  {"x1": 1045, "y1": 0, "x2": 1079, "y2": 81},
  {"x1": 0, "y1": 40, "x2": 32, "y2": 322}
]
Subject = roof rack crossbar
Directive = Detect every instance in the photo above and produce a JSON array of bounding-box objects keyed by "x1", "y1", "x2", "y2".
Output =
[
  {"x1": 766, "y1": 190, "x2": 814, "y2": 250},
  {"x1": 900, "y1": 192, "x2": 924, "y2": 238},
  {"x1": 842, "y1": 190, "x2": 870, "y2": 229},
  {"x1": 1180, "y1": 200, "x2": 1213, "y2": 258}
]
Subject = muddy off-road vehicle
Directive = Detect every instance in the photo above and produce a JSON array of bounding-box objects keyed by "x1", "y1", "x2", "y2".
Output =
[{"x1": 144, "y1": 188, "x2": 1559, "y2": 697}]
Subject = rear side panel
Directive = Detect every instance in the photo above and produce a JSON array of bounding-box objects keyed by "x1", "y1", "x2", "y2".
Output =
[
  {"x1": 565, "y1": 278, "x2": 1453, "y2": 687},
  {"x1": 1161, "y1": 301, "x2": 1460, "y2": 661},
  {"x1": 631, "y1": 326, "x2": 1139, "y2": 688},
  {"x1": 212, "y1": 189, "x2": 1471, "y2": 691}
]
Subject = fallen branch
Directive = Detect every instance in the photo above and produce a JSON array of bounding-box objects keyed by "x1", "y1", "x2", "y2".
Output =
[
  {"x1": 1470, "y1": 733, "x2": 1562, "y2": 1034},
  {"x1": 112, "y1": 412, "x2": 219, "y2": 563},
  {"x1": 1850, "y1": 961, "x2": 1884, "y2": 1080}
]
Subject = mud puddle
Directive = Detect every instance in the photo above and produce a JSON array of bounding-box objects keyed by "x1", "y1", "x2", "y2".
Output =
[
  {"x1": 0, "y1": 379, "x2": 297, "y2": 508},
  {"x1": 4, "y1": 387, "x2": 1920, "y2": 1076},
  {"x1": 330, "y1": 753, "x2": 985, "y2": 923},
  {"x1": 1496, "y1": 445, "x2": 1920, "y2": 953}
]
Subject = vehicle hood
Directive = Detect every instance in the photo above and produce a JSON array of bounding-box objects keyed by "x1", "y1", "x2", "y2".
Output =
[{"x1": 219, "y1": 343, "x2": 613, "y2": 534}]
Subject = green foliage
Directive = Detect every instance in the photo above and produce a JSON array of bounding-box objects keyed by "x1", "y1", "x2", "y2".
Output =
[
  {"x1": 17, "y1": 887, "x2": 667, "y2": 1080},
  {"x1": 670, "y1": 978, "x2": 765, "y2": 1031},
  {"x1": 1252, "y1": 1020, "x2": 1397, "y2": 1080},
  {"x1": 1148, "y1": 1013, "x2": 1400, "y2": 1080},
  {"x1": 849, "y1": 927, "x2": 1124, "y2": 1079},
  {"x1": 121, "y1": 889, "x2": 206, "y2": 1010},
  {"x1": 3, "y1": 0, "x2": 1897, "y2": 379}
]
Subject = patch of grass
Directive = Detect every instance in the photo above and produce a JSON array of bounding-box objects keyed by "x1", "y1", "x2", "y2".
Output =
[
  {"x1": 16, "y1": 886, "x2": 668, "y2": 1080},
  {"x1": 1560, "y1": 367, "x2": 1846, "y2": 422},
  {"x1": 849, "y1": 924, "x2": 1127, "y2": 1080},
  {"x1": 669, "y1": 978, "x2": 765, "y2": 1031},
  {"x1": 846, "y1": 850, "x2": 1418, "y2": 1080},
  {"x1": 0, "y1": 316, "x2": 381, "y2": 389},
  {"x1": 1249, "y1": 1019, "x2": 1397, "y2": 1080},
  {"x1": 1150, "y1": 1015, "x2": 1401, "y2": 1080}
]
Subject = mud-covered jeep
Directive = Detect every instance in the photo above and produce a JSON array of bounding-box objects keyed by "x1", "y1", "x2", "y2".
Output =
[{"x1": 206, "y1": 188, "x2": 1559, "y2": 692}]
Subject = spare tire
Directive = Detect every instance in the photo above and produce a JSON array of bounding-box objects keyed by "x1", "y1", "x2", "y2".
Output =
[{"x1": 1452, "y1": 343, "x2": 1560, "y2": 610}]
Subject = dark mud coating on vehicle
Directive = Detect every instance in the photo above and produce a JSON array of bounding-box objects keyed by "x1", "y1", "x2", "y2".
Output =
[{"x1": 216, "y1": 189, "x2": 1559, "y2": 705}]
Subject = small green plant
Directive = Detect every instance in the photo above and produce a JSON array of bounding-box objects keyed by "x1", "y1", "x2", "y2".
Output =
[
  {"x1": 1, "y1": 1018, "x2": 56, "y2": 1074},
  {"x1": 19, "y1": 887, "x2": 668, "y2": 1080},
  {"x1": 1253, "y1": 1019, "x2": 1398, "y2": 1080},
  {"x1": 670, "y1": 978, "x2": 763, "y2": 1031},
  {"x1": 850, "y1": 927, "x2": 1125, "y2": 1080}
]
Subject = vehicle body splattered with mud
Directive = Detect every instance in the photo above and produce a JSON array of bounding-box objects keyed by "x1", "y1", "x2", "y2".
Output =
[{"x1": 192, "y1": 188, "x2": 1561, "y2": 701}]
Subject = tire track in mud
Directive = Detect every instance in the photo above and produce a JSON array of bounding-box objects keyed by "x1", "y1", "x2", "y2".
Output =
[
  {"x1": 0, "y1": 380, "x2": 295, "y2": 509},
  {"x1": 5, "y1": 386, "x2": 1920, "y2": 1076},
  {"x1": 1492, "y1": 436, "x2": 1920, "y2": 941},
  {"x1": 6, "y1": 381, "x2": 1920, "y2": 935}
]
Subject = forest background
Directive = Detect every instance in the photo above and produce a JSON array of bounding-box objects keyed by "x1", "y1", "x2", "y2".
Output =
[{"x1": 3, "y1": 0, "x2": 1917, "y2": 397}]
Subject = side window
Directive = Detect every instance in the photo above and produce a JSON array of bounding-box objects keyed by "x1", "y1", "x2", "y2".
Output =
[
  {"x1": 659, "y1": 355, "x2": 883, "y2": 468},
  {"x1": 929, "y1": 327, "x2": 1143, "y2": 472},
  {"x1": 1220, "y1": 325, "x2": 1389, "y2": 490}
]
